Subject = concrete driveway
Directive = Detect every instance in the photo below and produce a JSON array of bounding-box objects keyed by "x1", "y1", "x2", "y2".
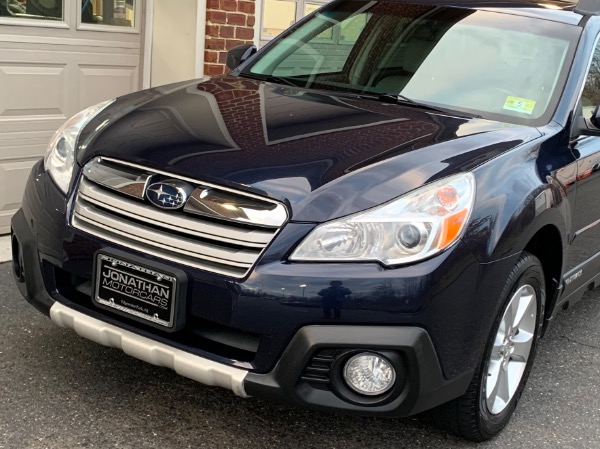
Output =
[
  {"x1": 0, "y1": 261, "x2": 598, "y2": 449},
  {"x1": 0, "y1": 236, "x2": 10, "y2": 263}
]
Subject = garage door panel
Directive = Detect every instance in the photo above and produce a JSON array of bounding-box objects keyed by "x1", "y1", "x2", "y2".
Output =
[
  {"x1": 78, "y1": 65, "x2": 138, "y2": 109},
  {"x1": 0, "y1": 118, "x2": 66, "y2": 134},
  {"x1": 0, "y1": 28, "x2": 141, "y2": 235},
  {"x1": 0, "y1": 159, "x2": 38, "y2": 233},
  {"x1": 0, "y1": 136, "x2": 50, "y2": 162},
  {"x1": 0, "y1": 63, "x2": 68, "y2": 118}
]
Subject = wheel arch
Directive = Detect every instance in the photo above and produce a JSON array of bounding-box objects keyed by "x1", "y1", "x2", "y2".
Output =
[{"x1": 522, "y1": 224, "x2": 563, "y2": 328}]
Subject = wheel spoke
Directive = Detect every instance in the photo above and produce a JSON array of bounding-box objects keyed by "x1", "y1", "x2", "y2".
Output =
[
  {"x1": 511, "y1": 331, "x2": 534, "y2": 362},
  {"x1": 493, "y1": 333, "x2": 505, "y2": 353},
  {"x1": 486, "y1": 363, "x2": 503, "y2": 413},
  {"x1": 504, "y1": 297, "x2": 518, "y2": 332},
  {"x1": 486, "y1": 335, "x2": 503, "y2": 404},
  {"x1": 486, "y1": 356, "x2": 502, "y2": 397},
  {"x1": 489, "y1": 366, "x2": 511, "y2": 414},
  {"x1": 512, "y1": 286, "x2": 536, "y2": 330},
  {"x1": 498, "y1": 318, "x2": 508, "y2": 341},
  {"x1": 499, "y1": 366, "x2": 512, "y2": 404},
  {"x1": 506, "y1": 359, "x2": 526, "y2": 400}
]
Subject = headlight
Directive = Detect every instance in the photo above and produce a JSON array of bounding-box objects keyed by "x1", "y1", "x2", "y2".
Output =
[
  {"x1": 44, "y1": 99, "x2": 114, "y2": 193},
  {"x1": 289, "y1": 173, "x2": 475, "y2": 266}
]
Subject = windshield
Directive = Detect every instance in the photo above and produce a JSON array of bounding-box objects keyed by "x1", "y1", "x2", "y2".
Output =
[{"x1": 243, "y1": 1, "x2": 580, "y2": 125}]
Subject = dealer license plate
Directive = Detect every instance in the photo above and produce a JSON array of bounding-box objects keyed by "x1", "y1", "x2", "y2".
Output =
[{"x1": 94, "y1": 254, "x2": 178, "y2": 328}]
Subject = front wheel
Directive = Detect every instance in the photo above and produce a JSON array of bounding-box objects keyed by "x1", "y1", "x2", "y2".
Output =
[{"x1": 426, "y1": 251, "x2": 545, "y2": 441}]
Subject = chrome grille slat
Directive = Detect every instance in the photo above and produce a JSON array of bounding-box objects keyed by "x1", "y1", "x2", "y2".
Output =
[
  {"x1": 72, "y1": 215, "x2": 248, "y2": 277},
  {"x1": 78, "y1": 179, "x2": 273, "y2": 247},
  {"x1": 74, "y1": 202, "x2": 258, "y2": 266},
  {"x1": 72, "y1": 158, "x2": 288, "y2": 278},
  {"x1": 82, "y1": 159, "x2": 153, "y2": 199}
]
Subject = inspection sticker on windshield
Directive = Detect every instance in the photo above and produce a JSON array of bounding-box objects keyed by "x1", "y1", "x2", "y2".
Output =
[{"x1": 503, "y1": 96, "x2": 536, "y2": 115}]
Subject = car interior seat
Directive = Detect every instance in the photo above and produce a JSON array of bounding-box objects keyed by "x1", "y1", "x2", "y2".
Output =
[{"x1": 370, "y1": 24, "x2": 435, "y2": 94}]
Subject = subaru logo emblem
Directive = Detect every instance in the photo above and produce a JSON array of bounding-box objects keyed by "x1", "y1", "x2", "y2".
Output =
[{"x1": 146, "y1": 180, "x2": 193, "y2": 210}]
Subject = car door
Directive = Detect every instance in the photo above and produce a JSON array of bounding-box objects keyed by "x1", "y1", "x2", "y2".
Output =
[{"x1": 568, "y1": 37, "x2": 600, "y2": 271}]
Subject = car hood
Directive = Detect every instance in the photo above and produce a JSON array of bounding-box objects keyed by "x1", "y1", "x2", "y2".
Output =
[{"x1": 77, "y1": 76, "x2": 542, "y2": 222}]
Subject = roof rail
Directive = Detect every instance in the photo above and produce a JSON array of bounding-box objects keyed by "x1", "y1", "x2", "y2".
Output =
[{"x1": 575, "y1": 0, "x2": 600, "y2": 15}]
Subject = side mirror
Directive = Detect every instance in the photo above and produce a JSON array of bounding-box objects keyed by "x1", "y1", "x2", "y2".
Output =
[
  {"x1": 591, "y1": 105, "x2": 600, "y2": 129},
  {"x1": 572, "y1": 104, "x2": 600, "y2": 138},
  {"x1": 226, "y1": 44, "x2": 257, "y2": 70}
]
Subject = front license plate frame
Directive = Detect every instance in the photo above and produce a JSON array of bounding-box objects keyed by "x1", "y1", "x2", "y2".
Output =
[{"x1": 92, "y1": 250, "x2": 187, "y2": 332}]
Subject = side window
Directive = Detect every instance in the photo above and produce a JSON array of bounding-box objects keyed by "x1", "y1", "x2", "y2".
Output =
[
  {"x1": 581, "y1": 41, "x2": 600, "y2": 119},
  {"x1": 82, "y1": 0, "x2": 136, "y2": 27},
  {"x1": 271, "y1": 12, "x2": 371, "y2": 77},
  {"x1": 0, "y1": 0, "x2": 63, "y2": 20}
]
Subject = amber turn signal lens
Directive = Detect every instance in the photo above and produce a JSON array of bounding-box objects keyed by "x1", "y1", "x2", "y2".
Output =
[{"x1": 438, "y1": 208, "x2": 468, "y2": 250}]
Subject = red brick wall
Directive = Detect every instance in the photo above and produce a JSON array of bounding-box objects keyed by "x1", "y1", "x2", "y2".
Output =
[{"x1": 204, "y1": 0, "x2": 256, "y2": 77}]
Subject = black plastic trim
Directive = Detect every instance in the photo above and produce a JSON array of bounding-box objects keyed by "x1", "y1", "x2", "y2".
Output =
[
  {"x1": 244, "y1": 325, "x2": 472, "y2": 417},
  {"x1": 10, "y1": 209, "x2": 56, "y2": 316}
]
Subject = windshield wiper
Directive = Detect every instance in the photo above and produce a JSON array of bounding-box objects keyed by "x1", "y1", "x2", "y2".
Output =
[
  {"x1": 376, "y1": 93, "x2": 481, "y2": 119},
  {"x1": 238, "y1": 72, "x2": 298, "y2": 87}
]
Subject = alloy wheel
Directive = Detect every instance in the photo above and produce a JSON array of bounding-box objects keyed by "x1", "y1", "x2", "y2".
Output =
[{"x1": 485, "y1": 284, "x2": 537, "y2": 415}]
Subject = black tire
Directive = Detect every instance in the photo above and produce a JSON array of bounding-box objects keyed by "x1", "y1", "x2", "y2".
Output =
[{"x1": 424, "y1": 251, "x2": 545, "y2": 441}]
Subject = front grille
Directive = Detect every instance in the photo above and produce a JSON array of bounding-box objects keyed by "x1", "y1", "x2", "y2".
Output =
[{"x1": 72, "y1": 157, "x2": 288, "y2": 278}]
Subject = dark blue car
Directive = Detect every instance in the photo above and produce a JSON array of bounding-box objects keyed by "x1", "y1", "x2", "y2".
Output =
[{"x1": 11, "y1": 0, "x2": 600, "y2": 440}]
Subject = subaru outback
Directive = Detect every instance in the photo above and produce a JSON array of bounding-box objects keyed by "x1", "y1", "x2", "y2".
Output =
[{"x1": 11, "y1": 0, "x2": 600, "y2": 440}]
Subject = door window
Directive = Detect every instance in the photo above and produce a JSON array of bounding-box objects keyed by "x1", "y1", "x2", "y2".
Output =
[
  {"x1": 0, "y1": 1, "x2": 136, "y2": 27},
  {"x1": 82, "y1": 0, "x2": 136, "y2": 28},
  {"x1": 0, "y1": 0, "x2": 63, "y2": 21},
  {"x1": 581, "y1": 39, "x2": 600, "y2": 120}
]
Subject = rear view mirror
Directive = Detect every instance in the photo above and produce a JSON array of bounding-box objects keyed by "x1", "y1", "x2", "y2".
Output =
[{"x1": 226, "y1": 44, "x2": 257, "y2": 70}]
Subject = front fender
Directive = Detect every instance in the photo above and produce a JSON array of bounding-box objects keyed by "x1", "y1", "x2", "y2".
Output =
[{"x1": 463, "y1": 140, "x2": 569, "y2": 263}]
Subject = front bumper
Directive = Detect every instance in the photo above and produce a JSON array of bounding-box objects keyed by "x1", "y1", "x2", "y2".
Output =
[
  {"x1": 10, "y1": 161, "x2": 519, "y2": 416},
  {"x1": 46, "y1": 299, "x2": 471, "y2": 416}
]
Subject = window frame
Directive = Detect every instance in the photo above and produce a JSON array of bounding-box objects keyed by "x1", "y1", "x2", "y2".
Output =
[
  {"x1": 0, "y1": 0, "x2": 69, "y2": 29},
  {"x1": 77, "y1": 0, "x2": 140, "y2": 34},
  {"x1": 569, "y1": 32, "x2": 600, "y2": 141}
]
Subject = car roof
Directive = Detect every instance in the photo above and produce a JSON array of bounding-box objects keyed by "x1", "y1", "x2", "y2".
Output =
[
  {"x1": 402, "y1": 0, "x2": 573, "y2": 9},
  {"x1": 384, "y1": 0, "x2": 584, "y2": 25}
]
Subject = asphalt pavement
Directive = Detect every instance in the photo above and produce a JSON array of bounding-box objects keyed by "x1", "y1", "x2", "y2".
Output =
[{"x1": 1, "y1": 261, "x2": 599, "y2": 449}]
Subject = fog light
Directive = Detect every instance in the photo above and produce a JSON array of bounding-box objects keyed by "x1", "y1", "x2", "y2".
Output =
[{"x1": 343, "y1": 352, "x2": 396, "y2": 396}]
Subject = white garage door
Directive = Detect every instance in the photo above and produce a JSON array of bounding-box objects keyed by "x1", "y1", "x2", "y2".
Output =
[{"x1": 0, "y1": 0, "x2": 143, "y2": 234}]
